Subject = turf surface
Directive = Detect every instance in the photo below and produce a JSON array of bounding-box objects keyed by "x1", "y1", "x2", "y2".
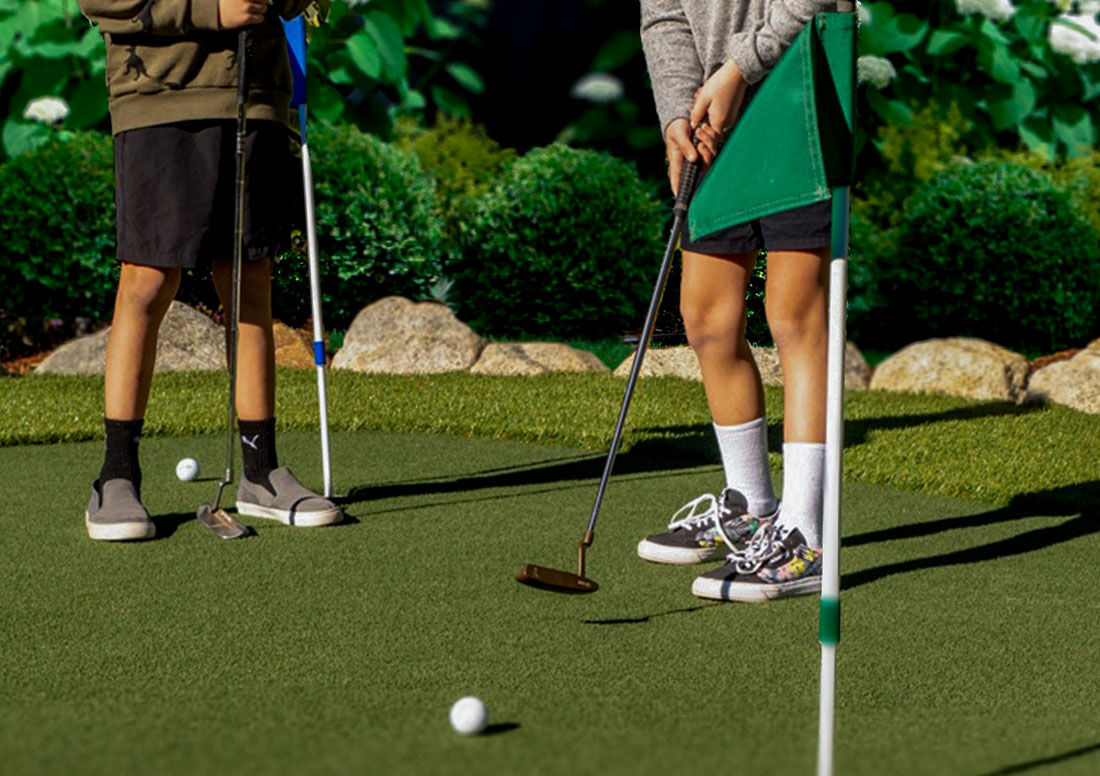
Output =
[
  {"x1": 3, "y1": 370, "x2": 1100, "y2": 508},
  {"x1": 3, "y1": 430, "x2": 1100, "y2": 775}
]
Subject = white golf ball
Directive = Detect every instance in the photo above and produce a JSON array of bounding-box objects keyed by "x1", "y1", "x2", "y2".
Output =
[
  {"x1": 449, "y1": 696, "x2": 489, "y2": 736},
  {"x1": 175, "y1": 457, "x2": 200, "y2": 482}
]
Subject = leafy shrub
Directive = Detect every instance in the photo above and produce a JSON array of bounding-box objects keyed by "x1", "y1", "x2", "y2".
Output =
[
  {"x1": 859, "y1": 1, "x2": 1100, "y2": 162},
  {"x1": 451, "y1": 144, "x2": 664, "y2": 338},
  {"x1": 0, "y1": 131, "x2": 117, "y2": 355},
  {"x1": 0, "y1": 0, "x2": 111, "y2": 160},
  {"x1": 295, "y1": 0, "x2": 488, "y2": 138},
  {"x1": 847, "y1": 206, "x2": 894, "y2": 346},
  {"x1": 874, "y1": 159, "x2": 1100, "y2": 353},
  {"x1": 860, "y1": 102, "x2": 979, "y2": 229},
  {"x1": 395, "y1": 115, "x2": 516, "y2": 256},
  {"x1": 273, "y1": 121, "x2": 444, "y2": 329},
  {"x1": 996, "y1": 147, "x2": 1100, "y2": 236}
]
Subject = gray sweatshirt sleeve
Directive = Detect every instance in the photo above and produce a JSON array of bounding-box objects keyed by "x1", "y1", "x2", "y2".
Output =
[
  {"x1": 641, "y1": 0, "x2": 703, "y2": 135},
  {"x1": 729, "y1": 0, "x2": 835, "y2": 84}
]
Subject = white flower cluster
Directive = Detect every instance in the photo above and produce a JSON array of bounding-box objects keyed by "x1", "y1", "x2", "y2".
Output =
[
  {"x1": 1050, "y1": 13, "x2": 1100, "y2": 63},
  {"x1": 857, "y1": 55, "x2": 897, "y2": 88},
  {"x1": 22, "y1": 96, "x2": 70, "y2": 125},
  {"x1": 342, "y1": 0, "x2": 369, "y2": 7},
  {"x1": 570, "y1": 73, "x2": 625, "y2": 103},
  {"x1": 956, "y1": 0, "x2": 1017, "y2": 21},
  {"x1": 857, "y1": 0, "x2": 871, "y2": 26},
  {"x1": 1050, "y1": 0, "x2": 1100, "y2": 13}
]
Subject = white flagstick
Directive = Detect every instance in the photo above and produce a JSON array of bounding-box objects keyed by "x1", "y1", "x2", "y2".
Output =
[
  {"x1": 818, "y1": 185, "x2": 849, "y2": 776},
  {"x1": 300, "y1": 105, "x2": 333, "y2": 498}
]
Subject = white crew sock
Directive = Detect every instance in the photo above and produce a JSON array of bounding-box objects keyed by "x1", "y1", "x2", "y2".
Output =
[
  {"x1": 780, "y1": 442, "x2": 825, "y2": 548},
  {"x1": 713, "y1": 418, "x2": 777, "y2": 516}
]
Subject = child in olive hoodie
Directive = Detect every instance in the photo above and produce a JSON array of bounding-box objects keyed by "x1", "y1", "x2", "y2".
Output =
[{"x1": 77, "y1": 0, "x2": 339, "y2": 540}]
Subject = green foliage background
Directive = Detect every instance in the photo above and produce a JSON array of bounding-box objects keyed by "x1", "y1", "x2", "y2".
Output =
[
  {"x1": 451, "y1": 144, "x2": 664, "y2": 339},
  {"x1": 0, "y1": 132, "x2": 115, "y2": 354},
  {"x1": 274, "y1": 121, "x2": 444, "y2": 330}
]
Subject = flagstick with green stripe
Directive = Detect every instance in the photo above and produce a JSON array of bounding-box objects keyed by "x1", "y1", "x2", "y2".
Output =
[{"x1": 818, "y1": 184, "x2": 849, "y2": 776}]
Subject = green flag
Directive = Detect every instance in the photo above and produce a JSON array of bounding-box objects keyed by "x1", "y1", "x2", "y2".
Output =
[{"x1": 688, "y1": 12, "x2": 857, "y2": 240}]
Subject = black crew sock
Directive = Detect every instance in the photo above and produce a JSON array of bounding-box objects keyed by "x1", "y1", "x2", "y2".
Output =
[
  {"x1": 239, "y1": 418, "x2": 278, "y2": 493},
  {"x1": 99, "y1": 418, "x2": 144, "y2": 492}
]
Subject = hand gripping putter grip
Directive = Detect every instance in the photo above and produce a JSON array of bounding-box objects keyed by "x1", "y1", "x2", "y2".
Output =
[
  {"x1": 515, "y1": 159, "x2": 701, "y2": 594},
  {"x1": 196, "y1": 28, "x2": 253, "y2": 540}
]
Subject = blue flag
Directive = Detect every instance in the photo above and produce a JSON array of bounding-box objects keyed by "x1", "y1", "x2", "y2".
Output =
[{"x1": 283, "y1": 16, "x2": 308, "y2": 110}]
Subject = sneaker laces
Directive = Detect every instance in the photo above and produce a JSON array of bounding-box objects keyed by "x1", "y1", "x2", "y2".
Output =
[
  {"x1": 667, "y1": 493, "x2": 722, "y2": 531},
  {"x1": 723, "y1": 522, "x2": 790, "y2": 575}
]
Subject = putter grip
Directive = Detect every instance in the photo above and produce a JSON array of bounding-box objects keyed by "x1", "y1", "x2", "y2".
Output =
[
  {"x1": 673, "y1": 160, "x2": 700, "y2": 218},
  {"x1": 237, "y1": 30, "x2": 250, "y2": 107}
]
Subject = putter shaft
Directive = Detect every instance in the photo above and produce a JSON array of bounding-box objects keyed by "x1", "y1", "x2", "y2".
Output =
[{"x1": 583, "y1": 161, "x2": 700, "y2": 543}]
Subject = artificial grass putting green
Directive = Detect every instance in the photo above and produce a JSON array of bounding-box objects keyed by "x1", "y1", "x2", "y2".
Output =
[
  {"x1": 2, "y1": 431, "x2": 1099, "y2": 775},
  {"x1": 2, "y1": 370, "x2": 1099, "y2": 508}
]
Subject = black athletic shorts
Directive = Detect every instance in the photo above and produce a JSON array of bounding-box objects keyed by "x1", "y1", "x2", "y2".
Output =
[
  {"x1": 113, "y1": 119, "x2": 300, "y2": 269},
  {"x1": 681, "y1": 198, "x2": 832, "y2": 256}
]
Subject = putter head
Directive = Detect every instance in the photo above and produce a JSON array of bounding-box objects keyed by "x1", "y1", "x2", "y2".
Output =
[
  {"x1": 196, "y1": 503, "x2": 250, "y2": 540},
  {"x1": 515, "y1": 564, "x2": 598, "y2": 594}
]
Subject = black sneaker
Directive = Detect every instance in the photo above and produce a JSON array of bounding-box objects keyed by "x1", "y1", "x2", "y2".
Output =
[
  {"x1": 637, "y1": 488, "x2": 774, "y2": 565},
  {"x1": 692, "y1": 522, "x2": 822, "y2": 601}
]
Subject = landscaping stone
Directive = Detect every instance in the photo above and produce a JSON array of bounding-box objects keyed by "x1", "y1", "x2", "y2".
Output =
[
  {"x1": 613, "y1": 342, "x2": 871, "y2": 389},
  {"x1": 870, "y1": 338, "x2": 1028, "y2": 403},
  {"x1": 754, "y1": 346, "x2": 783, "y2": 386},
  {"x1": 273, "y1": 321, "x2": 316, "y2": 369},
  {"x1": 470, "y1": 342, "x2": 608, "y2": 376},
  {"x1": 1026, "y1": 348, "x2": 1100, "y2": 414},
  {"x1": 1029, "y1": 348, "x2": 1081, "y2": 375},
  {"x1": 613, "y1": 345, "x2": 702, "y2": 381},
  {"x1": 332, "y1": 297, "x2": 485, "y2": 374},
  {"x1": 35, "y1": 301, "x2": 225, "y2": 375}
]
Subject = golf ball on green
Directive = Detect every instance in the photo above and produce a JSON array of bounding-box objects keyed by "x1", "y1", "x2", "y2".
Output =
[
  {"x1": 175, "y1": 457, "x2": 200, "y2": 482},
  {"x1": 449, "y1": 697, "x2": 488, "y2": 736}
]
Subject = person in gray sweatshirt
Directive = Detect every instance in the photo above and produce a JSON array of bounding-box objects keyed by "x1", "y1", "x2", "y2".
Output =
[{"x1": 635, "y1": 0, "x2": 838, "y2": 602}]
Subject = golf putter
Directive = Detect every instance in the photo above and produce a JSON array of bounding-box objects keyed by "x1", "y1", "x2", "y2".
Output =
[
  {"x1": 516, "y1": 158, "x2": 701, "y2": 593},
  {"x1": 197, "y1": 28, "x2": 252, "y2": 540}
]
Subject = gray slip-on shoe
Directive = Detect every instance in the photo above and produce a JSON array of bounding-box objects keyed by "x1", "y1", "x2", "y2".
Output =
[
  {"x1": 85, "y1": 479, "x2": 156, "y2": 541},
  {"x1": 235, "y1": 466, "x2": 342, "y2": 527}
]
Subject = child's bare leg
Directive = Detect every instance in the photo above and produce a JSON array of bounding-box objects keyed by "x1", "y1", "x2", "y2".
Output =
[
  {"x1": 210, "y1": 255, "x2": 339, "y2": 524},
  {"x1": 104, "y1": 263, "x2": 182, "y2": 420},
  {"x1": 680, "y1": 249, "x2": 776, "y2": 516},
  {"x1": 765, "y1": 248, "x2": 829, "y2": 549},
  {"x1": 764, "y1": 249, "x2": 829, "y2": 443},
  {"x1": 212, "y1": 257, "x2": 275, "y2": 421},
  {"x1": 680, "y1": 249, "x2": 764, "y2": 424}
]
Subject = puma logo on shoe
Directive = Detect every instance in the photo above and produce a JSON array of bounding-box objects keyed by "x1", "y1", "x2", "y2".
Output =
[{"x1": 242, "y1": 435, "x2": 260, "y2": 451}]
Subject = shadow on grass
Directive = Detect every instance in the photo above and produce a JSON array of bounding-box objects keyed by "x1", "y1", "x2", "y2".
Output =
[
  {"x1": 842, "y1": 482, "x2": 1100, "y2": 591},
  {"x1": 638, "y1": 398, "x2": 1046, "y2": 455},
  {"x1": 337, "y1": 399, "x2": 1045, "y2": 512},
  {"x1": 150, "y1": 511, "x2": 196, "y2": 540},
  {"x1": 583, "y1": 603, "x2": 720, "y2": 626},
  {"x1": 337, "y1": 443, "x2": 716, "y2": 511},
  {"x1": 977, "y1": 741, "x2": 1100, "y2": 775}
]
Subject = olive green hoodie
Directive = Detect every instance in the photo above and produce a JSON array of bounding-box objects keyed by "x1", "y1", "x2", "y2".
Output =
[{"x1": 76, "y1": 0, "x2": 327, "y2": 134}]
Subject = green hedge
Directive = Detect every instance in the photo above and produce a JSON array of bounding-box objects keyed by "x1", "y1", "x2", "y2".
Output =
[
  {"x1": 274, "y1": 122, "x2": 445, "y2": 329},
  {"x1": 0, "y1": 132, "x2": 117, "y2": 355},
  {"x1": 872, "y1": 160, "x2": 1100, "y2": 353},
  {"x1": 396, "y1": 116, "x2": 516, "y2": 258},
  {"x1": 451, "y1": 144, "x2": 664, "y2": 338}
]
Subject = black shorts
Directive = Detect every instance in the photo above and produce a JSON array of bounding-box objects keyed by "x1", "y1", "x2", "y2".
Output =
[
  {"x1": 681, "y1": 198, "x2": 832, "y2": 256},
  {"x1": 114, "y1": 120, "x2": 300, "y2": 269}
]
